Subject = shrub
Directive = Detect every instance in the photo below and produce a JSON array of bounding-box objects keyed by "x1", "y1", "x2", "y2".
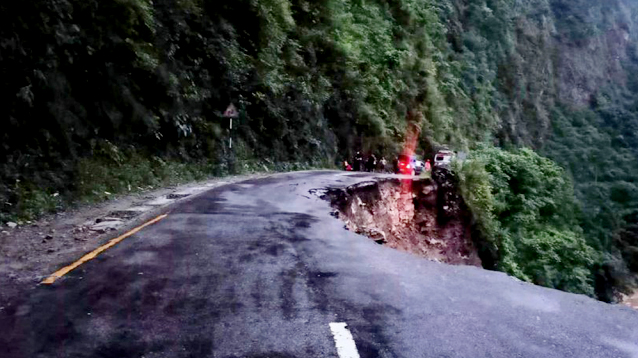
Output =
[{"x1": 457, "y1": 147, "x2": 599, "y2": 296}]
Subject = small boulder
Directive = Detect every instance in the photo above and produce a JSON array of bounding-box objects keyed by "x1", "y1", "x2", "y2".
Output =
[
  {"x1": 7, "y1": 222, "x2": 17, "y2": 229},
  {"x1": 90, "y1": 220, "x2": 124, "y2": 233},
  {"x1": 421, "y1": 185, "x2": 435, "y2": 196}
]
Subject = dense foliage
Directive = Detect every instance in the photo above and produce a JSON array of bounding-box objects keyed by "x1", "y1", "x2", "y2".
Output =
[
  {"x1": 0, "y1": 0, "x2": 484, "y2": 218},
  {"x1": 3, "y1": 0, "x2": 638, "y2": 299},
  {"x1": 456, "y1": 148, "x2": 597, "y2": 296}
]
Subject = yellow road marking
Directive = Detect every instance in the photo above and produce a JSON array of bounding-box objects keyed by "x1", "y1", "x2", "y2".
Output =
[{"x1": 41, "y1": 214, "x2": 168, "y2": 285}]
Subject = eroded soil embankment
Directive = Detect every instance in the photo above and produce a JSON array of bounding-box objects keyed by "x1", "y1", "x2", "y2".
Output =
[{"x1": 325, "y1": 175, "x2": 481, "y2": 266}]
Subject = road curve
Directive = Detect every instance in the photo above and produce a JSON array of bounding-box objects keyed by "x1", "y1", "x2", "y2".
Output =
[{"x1": 1, "y1": 171, "x2": 637, "y2": 358}]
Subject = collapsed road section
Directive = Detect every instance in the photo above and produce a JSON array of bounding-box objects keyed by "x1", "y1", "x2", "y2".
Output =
[{"x1": 321, "y1": 171, "x2": 481, "y2": 266}]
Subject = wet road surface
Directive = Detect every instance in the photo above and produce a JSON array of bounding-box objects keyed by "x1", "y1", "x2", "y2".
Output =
[{"x1": 1, "y1": 171, "x2": 638, "y2": 357}]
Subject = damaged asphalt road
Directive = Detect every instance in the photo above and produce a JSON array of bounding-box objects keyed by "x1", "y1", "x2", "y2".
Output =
[{"x1": 1, "y1": 171, "x2": 638, "y2": 358}]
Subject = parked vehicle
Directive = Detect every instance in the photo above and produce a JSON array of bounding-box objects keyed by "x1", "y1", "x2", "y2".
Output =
[
  {"x1": 396, "y1": 154, "x2": 423, "y2": 175},
  {"x1": 413, "y1": 157, "x2": 425, "y2": 174},
  {"x1": 434, "y1": 150, "x2": 455, "y2": 168}
]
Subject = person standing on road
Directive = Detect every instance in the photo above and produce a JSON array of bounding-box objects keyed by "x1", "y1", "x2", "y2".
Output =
[
  {"x1": 366, "y1": 154, "x2": 377, "y2": 172},
  {"x1": 425, "y1": 159, "x2": 432, "y2": 172},
  {"x1": 378, "y1": 157, "x2": 388, "y2": 173},
  {"x1": 354, "y1": 152, "x2": 363, "y2": 171}
]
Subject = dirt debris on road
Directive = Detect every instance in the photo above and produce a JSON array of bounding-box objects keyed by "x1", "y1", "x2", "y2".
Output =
[
  {"x1": 622, "y1": 291, "x2": 638, "y2": 309},
  {"x1": 0, "y1": 173, "x2": 270, "y2": 305}
]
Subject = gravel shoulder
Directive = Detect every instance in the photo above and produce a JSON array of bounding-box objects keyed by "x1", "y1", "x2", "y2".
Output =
[{"x1": 0, "y1": 172, "x2": 273, "y2": 306}]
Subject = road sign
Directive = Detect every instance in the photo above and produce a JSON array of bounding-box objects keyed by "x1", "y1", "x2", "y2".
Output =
[
  {"x1": 223, "y1": 103, "x2": 239, "y2": 118},
  {"x1": 223, "y1": 103, "x2": 237, "y2": 149}
]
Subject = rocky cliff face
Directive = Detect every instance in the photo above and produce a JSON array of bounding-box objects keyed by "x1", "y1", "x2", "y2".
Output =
[
  {"x1": 491, "y1": 0, "x2": 638, "y2": 146},
  {"x1": 325, "y1": 174, "x2": 481, "y2": 267},
  {"x1": 552, "y1": 1, "x2": 635, "y2": 105}
]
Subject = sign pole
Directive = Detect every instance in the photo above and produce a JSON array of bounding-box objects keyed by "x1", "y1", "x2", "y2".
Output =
[{"x1": 223, "y1": 103, "x2": 239, "y2": 149}]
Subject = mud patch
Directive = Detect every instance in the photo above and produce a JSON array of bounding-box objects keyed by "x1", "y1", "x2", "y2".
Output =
[{"x1": 322, "y1": 172, "x2": 481, "y2": 266}]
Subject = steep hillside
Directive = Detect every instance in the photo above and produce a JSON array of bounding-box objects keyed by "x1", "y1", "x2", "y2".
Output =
[{"x1": 3, "y1": 0, "x2": 638, "y2": 300}]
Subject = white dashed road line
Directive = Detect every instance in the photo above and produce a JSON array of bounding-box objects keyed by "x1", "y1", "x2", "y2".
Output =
[{"x1": 329, "y1": 322, "x2": 361, "y2": 358}]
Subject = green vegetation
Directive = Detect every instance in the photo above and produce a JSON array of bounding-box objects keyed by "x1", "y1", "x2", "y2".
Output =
[
  {"x1": 456, "y1": 148, "x2": 597, "y2": 296},
  {"x1": 3, "y1": 0, "x2": 638, "y2": 299}
]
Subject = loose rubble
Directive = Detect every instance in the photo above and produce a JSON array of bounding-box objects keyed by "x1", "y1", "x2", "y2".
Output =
[{"x1": 323, "y1": 172, "x2": 481, "y2": 266}]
